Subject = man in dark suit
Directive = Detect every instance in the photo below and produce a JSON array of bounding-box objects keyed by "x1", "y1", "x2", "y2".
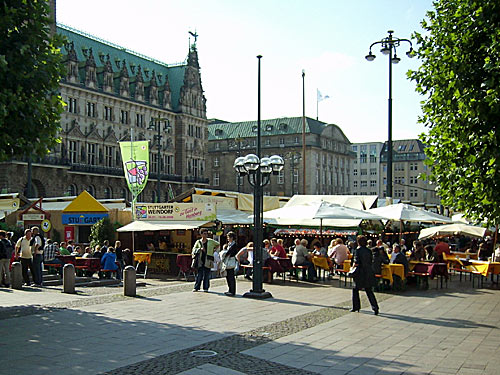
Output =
[{"x1": 351, "y1": 235, "x2": 379, "y2": 315}]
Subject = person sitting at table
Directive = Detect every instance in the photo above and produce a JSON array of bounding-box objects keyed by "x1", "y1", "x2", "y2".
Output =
[
  {"x1": 263, "y1": 239, "x2": 271, "y2": 254},
  {"x1": 92, "y1": 245, "x2": 103, "y2": 259},
  {"x1": 59, "y1": 242, "x2": 71, "y2": 255},
  {"x1": 391, "y1": 244, "x2": 409, "y2": 276},
  {"x1": 101, "y1": 246, "x2": 119, "y2": 280},
  {"x1": 372, "y1": 240, "x2": 389, "y2": 275},
  {"x1": 82, "y1": 247, "x2": 92, "y2": 258},
  {"x1": 43, "y1": 239, "x2": 63, "y2": 273},
  {"x1": 434, "y1": 238, "x2": 451, "y2": 261},
  {"x1": 328, "y1": 238, "x2": 350, "y2": 269},
  {"x1": 269, "y1": 238, "x2": 287, "y2": 258},
  {"x1": 123, "y1": 248, "x2": 133, "y2": 267},
  {"x1": 71, "y1": 246, "x2": 83, "y2": 256},
  {"x1": 236, "y1": 242, "x2": 253, "y2": 280},
  {"x1": 478, "y1": 242, "x2": 492, "y2": 261},
  {"x1": 292, "y1": 239, "x2": 317, "y2": 282},
  {"x1": 425, "y1": 245, "x2": 439, "y2": 263},
  {"x1": 146, "y1": 241, "x2": 155, "y2": 251},
  {"x1": 409, "y1": 240, "x2": 426, "y2": 261}
]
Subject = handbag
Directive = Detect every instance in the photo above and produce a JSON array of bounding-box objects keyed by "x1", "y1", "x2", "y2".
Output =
[
  {"x1": 347, "y1": 265, "x2": 360, "y2": 277},
  {"x1": 220, "y1": 249, "x2": 237, "y2": 271},
  {"x1": 191, "y1": 251, "x2": 200, "y2": 269}
]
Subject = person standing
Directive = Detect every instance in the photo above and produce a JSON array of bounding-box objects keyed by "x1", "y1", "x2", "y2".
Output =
[
  {"x1": 192, "y1": 229, "x2": 219, "y2": 292},
  {"x1": 31, "y1": 226, "x2": 44, "y2": 286},
  {"x1": 0, "y1": 230, "x2": 14, "y2": 287},
  {"x1": 114, "y1": 240, "x2": 124, "y2": 280},
  {"x1": 223, "y1": 231, "x2": 239, "y2": 296},
  {"x1": 351, "y1": 235, "x2": 379, "y2": 315},
  {"x1": 15, "y1": 229, "x2": 35, "y2": 286}
]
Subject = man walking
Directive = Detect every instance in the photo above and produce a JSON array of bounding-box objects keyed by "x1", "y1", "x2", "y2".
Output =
[
  {"x1": 192, "y1": 229, "x2": 219, "y2": 292},
  {"x1": 16, "y1": 229, "x2": 35, "y2": 286}
]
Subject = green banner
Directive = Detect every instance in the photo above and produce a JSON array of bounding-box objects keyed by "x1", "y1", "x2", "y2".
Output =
[{"x1": 119, "y1": 141, "x2": 149, "y2": 200}]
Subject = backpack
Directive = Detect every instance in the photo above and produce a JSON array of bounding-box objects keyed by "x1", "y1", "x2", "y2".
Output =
[{"x1": 0, "y1": 239, "x2": 13, "y2": 259}]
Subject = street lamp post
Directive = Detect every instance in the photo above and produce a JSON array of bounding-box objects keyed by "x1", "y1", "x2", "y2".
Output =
[
  {"x1": 233, "y1": 55, "x2": 284, "y2": 299},
  {"x1": 149, "y1": 117, "x2": 171, "y2": 203},
  {"x1": 365, "y1": 30, "x2": 413, "y2": 202}
]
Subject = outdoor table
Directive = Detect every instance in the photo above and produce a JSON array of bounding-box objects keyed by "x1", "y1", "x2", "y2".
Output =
[
  {"x1": 56, "y1": 255, "x2": 76, "y2": 265},
  {"x1": 176, "y1": 254, "x2": 194, "y2": 281},
  {"x1": 381, "y1": 264, "x2": 405, "y2": 285},
  {"x1": 312, "y1": 255, "x2": 330, "y2": 271},
  {"x1": 410, "y1": 261, "x2": 448, "y2": 279},
  {"x1": 464, "y1": 260, "x2": 500, "y2": 277},
  {"x1": 451, "y1": 251, "x2": 478, "y2": 260},
  {"x1": 75, "y1": 257, "x2": 101, "y2": 273},
  {"x1": 276, "y1": 257, "x2": 293, "y2": 272},
  {"x1": 133, "y1": 252, "x2": 152, "y2": 278}
]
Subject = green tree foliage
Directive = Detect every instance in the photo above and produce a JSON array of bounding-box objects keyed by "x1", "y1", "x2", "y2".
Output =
[
  {"x1": 89, "y1": 218, "x2": 115, "y2": 250},
  {"x1": 408, "y1": 0, "x2": 500, "y2": 225},
  {"x1": 0, "y1": 0, "x2": 66, "y2": 161}
]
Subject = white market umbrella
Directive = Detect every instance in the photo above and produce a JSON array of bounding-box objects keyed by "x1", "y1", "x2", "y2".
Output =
[
  {"x1": 418, "y1": 223, "x2": 487, "y2": 240},
  {"x1": 314, "y1": 201, "x2": 385, "y2": 220},
  {"x1": 369, "y1": 203, "x2": 453, "y2": 223}
]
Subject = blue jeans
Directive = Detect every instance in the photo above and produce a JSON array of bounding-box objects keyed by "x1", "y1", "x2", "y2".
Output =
[
  {"x1": 33, "y1": 254, "x2": 44, "y2": 285},
  {"x1": 194, "y1": 266, "x2": 211, "y2": 291}
]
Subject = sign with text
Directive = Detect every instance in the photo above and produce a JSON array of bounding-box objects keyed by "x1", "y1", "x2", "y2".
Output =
[
  {"x1": 62, "y1": 213, "x2": 109, "y2": 225},
  {"x1": 135, "y1": 203, "x2": 216, "y2": 221},
  {"x1": 22, "y1": 213, "x2": 45, "y2": 221}
]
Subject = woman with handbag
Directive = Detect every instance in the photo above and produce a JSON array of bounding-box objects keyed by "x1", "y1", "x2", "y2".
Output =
[
  {"x1": 351, "y1": 235, "x2": 379, "y2": 315},
  {"x1": 192, "y1": 229, "x2": 219, "y2": 292},
  {"x1": 221, "y1": 231, "x2": 239, "y2": 296}
]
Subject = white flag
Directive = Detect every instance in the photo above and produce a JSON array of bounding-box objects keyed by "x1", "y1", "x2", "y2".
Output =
[{"x1": 317, "y1": 89, "x2": 330, "y2": 102}]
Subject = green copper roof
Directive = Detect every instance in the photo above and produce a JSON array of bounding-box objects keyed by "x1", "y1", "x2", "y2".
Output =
[
  {"x1": 208, "y1": 116, "x2": 331, "y2": 140},
  {"x1": 57, "y1": 24, "x2": 186, "y2": 111}
]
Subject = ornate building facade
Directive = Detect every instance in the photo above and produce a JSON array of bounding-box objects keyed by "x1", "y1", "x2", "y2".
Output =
[
  {"x1": 207, "y1": 117, "x2": 355, "y2": 196},
  {"x1": 0, "y1": 24, "x2": 209, "y2": 201}
]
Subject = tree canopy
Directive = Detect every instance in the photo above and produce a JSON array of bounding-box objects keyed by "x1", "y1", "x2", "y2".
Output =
[
  {"x1": 409, "y1": 0, "x2": 500, "y2": 226},
  {"x1": 0, "y1": 0, "x2": 66, "y2": 161}
]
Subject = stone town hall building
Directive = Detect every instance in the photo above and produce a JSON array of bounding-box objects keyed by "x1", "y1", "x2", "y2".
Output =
[{"x1": 0, "y1": 23, "x2": 209, "y2": 202}]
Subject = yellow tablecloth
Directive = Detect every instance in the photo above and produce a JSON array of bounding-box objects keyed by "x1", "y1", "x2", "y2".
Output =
[
  {"x1": 466, "y1": 262, "x2": 500, "y2": 277},
  {"x1": 134, "y1": 252, "x2": 152, "y2": 263},
  {"x1": 312, "y1": 256, "x2": 330, "y2": 271},
  {"x1": 343, "y1": 259, "x2": 351, "y2": 272},
  {"x1": 381, "y1": 264, "x2": 406, "y2": 284}
]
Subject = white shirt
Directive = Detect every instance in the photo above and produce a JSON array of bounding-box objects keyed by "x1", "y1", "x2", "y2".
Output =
[{"x1": 211, "y1": 251, "x2": 220, "y2": 271}]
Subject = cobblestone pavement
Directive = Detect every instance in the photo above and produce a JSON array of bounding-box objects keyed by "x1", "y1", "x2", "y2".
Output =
[{"x1": 1, "y1": 276, "x2": 500, "y2": 375}]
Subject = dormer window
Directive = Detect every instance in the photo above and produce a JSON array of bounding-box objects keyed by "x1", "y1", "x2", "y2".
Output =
[
  {"x1": 279, "y1": 123, "x2": 287, "y2": 130},
  {"x1": 252, "y1": 125, "x2": 258, "y2": 132},
  {"x1": 265, "y1": 124, "x2": 273, "y2": 131},
  {"x1": 215, "y1": 129, "x2": 223, "y2": 136}
]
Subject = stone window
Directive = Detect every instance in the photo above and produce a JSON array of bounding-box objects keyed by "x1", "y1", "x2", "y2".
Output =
[
  {"x1": 105, "y1": 106, "x2": 113, "y2": 121},
  {"x1": 86, "y1": 102, "x2": 96, "y2": 117},
  {"x1": 213, "y1": 172, "x2": 220, "y2": 186},
  {"x1": 120, "y1": 110, "x2": 129, "y2": 125},
  {"x1": 68, "y1": 97, "x2": 77, "y2": 113}
]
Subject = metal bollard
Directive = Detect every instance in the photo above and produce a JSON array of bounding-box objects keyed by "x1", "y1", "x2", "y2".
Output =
[
  {"x1": 123, "y1": 265, "x2": 136, "y2": 297},
  {"x1": 11, "y1": 262, "x2": 23, "y2": 290},
  {"x1": 63, "y1": 263, "x2": 76, "y2": 294}
]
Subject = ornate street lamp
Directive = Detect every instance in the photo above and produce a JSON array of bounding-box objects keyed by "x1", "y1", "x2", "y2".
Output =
[
  {"x1": 149, "y1": 117, "x2": 171, "y2": 202},
  {"x1": 365, "y1": 30, "x2": 414, "y2": 202},
  {"x1": 233, "y1": 55, "x2": 284, "y2": 299}
]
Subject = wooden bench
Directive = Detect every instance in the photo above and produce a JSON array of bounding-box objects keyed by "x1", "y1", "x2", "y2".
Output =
[
  {"x1": 240, "y1": 265, "x2": 273, "y2": 283},
  {"x1": 289, "y1": 265, "x2": 309, "y2": 283},
  {"x1": 449, "y1": 267, "x2": 474, "y2": 282},
  {"x1": 407, "y1": 271, "x2": 430, "y2": 289},
  {"x1": 100, "y1": 269, "x2": 119, "y2": 279}
]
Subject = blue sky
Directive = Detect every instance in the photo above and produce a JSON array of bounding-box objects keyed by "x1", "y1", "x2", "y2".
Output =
[{"x1": 57, "y1": 0, "x2": 435, "y2": 143}]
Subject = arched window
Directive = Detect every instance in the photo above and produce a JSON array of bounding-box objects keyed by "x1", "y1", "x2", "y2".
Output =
[
  {"x1": 87, "y1": 185, "x2": 95, "y2": 197},
  {"x1": 121, "y1": 188, "x2": 129, "y2": 201},
  {"x1": 104, "y1": 186, "x2": 112, "y2": 199},
  {"x1": 67, "y1": 184, "x2": 77, "y2": 196}
]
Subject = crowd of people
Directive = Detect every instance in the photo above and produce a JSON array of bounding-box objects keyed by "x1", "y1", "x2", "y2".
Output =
[{"x1": 0, "y1": 227, "x2": 134, "y2": 287}]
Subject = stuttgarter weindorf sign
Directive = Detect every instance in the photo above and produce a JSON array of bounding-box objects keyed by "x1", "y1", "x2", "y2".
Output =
[{"x1": 134, "y1": 203, "x2": 216, "y2": 221}]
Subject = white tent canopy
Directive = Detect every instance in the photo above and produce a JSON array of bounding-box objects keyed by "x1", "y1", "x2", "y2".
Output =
[
  {"x1": 216, "y1": 209, "x2": 254, "y2": 225},
  {"x1": 369, "y1": 203, "x2": 452, "y2": 223},
  {"x1": 117, "y1": 220, "x2": 209, "y2": 232},
  {"x1": 262, "y1": 201, "x2": 369, "y2": 228},
  {"x1": 285, "y1": 195, "x2": 378, "y2": 210},
  {"x1": 418, "y1": 223, "x2": 487, "y2": 240}
]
